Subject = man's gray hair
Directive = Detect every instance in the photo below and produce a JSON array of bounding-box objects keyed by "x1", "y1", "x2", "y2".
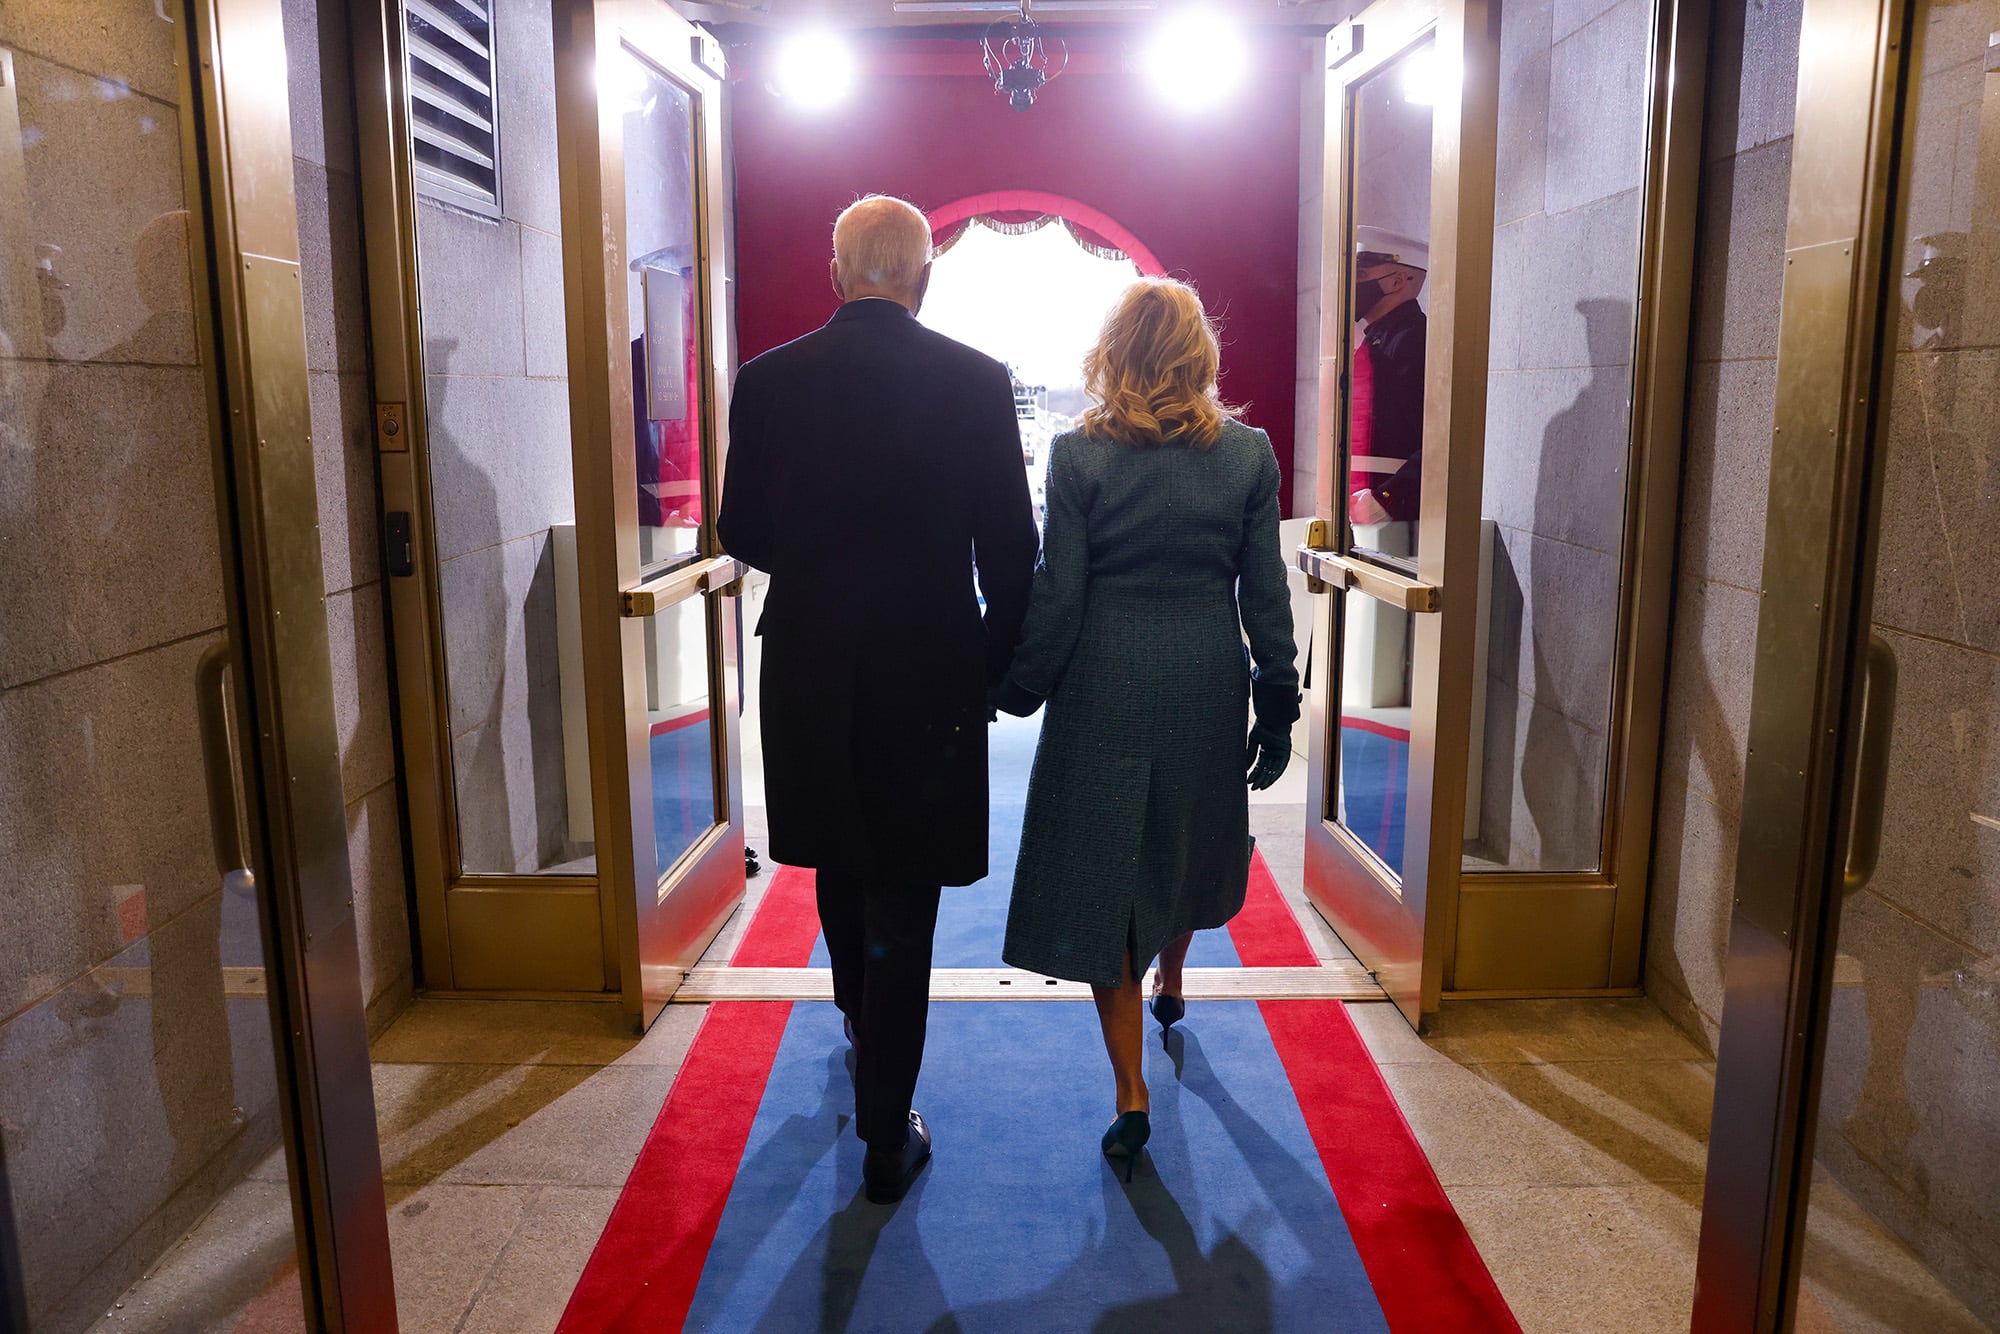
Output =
[{"x1": 832, "y1": 195, "x2": 932, "y2": 298}]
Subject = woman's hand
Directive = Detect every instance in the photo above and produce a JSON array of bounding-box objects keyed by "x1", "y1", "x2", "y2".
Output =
[{"x1": 1245, "y1": 721, "x2": 1291, "y2": 790}]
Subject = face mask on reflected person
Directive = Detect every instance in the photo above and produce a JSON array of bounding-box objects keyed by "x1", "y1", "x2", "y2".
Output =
[{"x1": 1354, "y1": 276, "x2": 1388, "y2": 318}]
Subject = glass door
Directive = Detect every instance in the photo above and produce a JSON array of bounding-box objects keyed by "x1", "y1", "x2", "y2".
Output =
[
  {"x1": 555, "y1": 0, "x2": 744, "y2": 1028},
  {"x1": 1696, "y1": 0, "x2": 2000, "y2": 1323},
  {"x1": 1300, "y1": 0, "x2": 1498, "y2": 1027},
  {"x1": 1, "y1": 0, "x2": 392, "y2": 1324}
]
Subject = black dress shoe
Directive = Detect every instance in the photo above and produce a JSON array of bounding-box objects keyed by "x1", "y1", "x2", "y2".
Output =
[{"x1": 863, "y1": 1111, "x2": 932, "y2": 1204}]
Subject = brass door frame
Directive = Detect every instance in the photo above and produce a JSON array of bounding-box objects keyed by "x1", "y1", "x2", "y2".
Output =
[
  {"x1": 0, "y1": 1140, "x2": 24, "y2": 1330},
  {"x1": 350, "y1": 0, "x2": 610, "y2": 997},
  {"x1": 554, "y1": 0, "x2": 746, "y2": 1027},
  {"x1": 184, "y1": 0, "x2": 398, "y2": 1322},
  {"x1": 1692, "y1": 0, "x2": 1914, "y2": 1322},
  {"x1": 1302, "y1": 0, "x2": 1709, "y2": 1020},
  {"x1": 1302, "y1": 0, "x2": 1499, "y2": 1027},
  {"x1": 1447, "y1": 0, "x2": 1711, "y2": 999}
]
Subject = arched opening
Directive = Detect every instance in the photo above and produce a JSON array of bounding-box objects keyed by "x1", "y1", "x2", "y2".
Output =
[{"x1": 917, "y1": 197, "x2": 1153, "y2": 519}]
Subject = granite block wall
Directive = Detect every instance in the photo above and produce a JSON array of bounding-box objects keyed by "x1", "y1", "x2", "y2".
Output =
[
  {"x1": 1795, "y1": 2, "x2": 2000, "y2": 1318},
  {"x1": 1650, "y1": 0, "x2": 1999, "y2": 1317},
  {"x1": 417, "y1": 0, "x2": 583, "y2": 876},
  {"x1": 283, "y1": 0, "x2": 414, "y2": 1032},
  {"x1": 1470, "y1": 0, "x2": 1648, "y2": 873},
  {"x1": 1645, "y1": 0, "x2": 1801, "y2": 1053}
]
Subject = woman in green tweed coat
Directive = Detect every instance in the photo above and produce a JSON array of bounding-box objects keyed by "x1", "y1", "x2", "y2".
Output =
[{"x1": 992, "y1": 277, "x2": 1300, "y2": 1167}]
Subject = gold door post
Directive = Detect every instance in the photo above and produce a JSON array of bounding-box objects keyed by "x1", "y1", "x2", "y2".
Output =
[{"x1": 184, "y1": 0, "x2": 398, "y2": 1322}]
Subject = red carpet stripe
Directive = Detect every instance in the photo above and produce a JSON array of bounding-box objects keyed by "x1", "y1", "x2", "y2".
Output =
[
  {"x1": 555, "y1": 1000, "x2": 793, "y2": 1333},
  {"x1": 1230, "y1": 847, "x2": 1320, "y2": 966},
  {"x1": 563, "y1": 852, "x2": 1516, "y2": 1332},
  {"x1": 729, "y1": 863, "x2": 821, "y2": 967},
  {"x1": 1341, "y1": 714, "x2": 1414, "y2": 742},
  {"x1": 1261, "y1": 1001, "x2": 1519, "y2": 1332},
  {"x1": 1229, "y1": 854, "x2": 1518, "y2": 1330}
]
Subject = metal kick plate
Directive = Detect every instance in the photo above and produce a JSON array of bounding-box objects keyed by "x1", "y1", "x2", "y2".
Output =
[
  {"x1": 673, "y1": 964, "x2": 1385, "y2": 1003},
  {"x1": 1735, "y1": 236, "x2": 1859, "y2": 938}
]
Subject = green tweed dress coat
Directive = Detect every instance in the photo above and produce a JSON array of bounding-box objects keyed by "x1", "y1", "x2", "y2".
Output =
[{"x1": 999, "y1": 419, "x2": 1301, "y2": 986}]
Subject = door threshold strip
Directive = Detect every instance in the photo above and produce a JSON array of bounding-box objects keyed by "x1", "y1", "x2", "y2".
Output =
[{"x1": 672, "y1": 963, "x2": 1384, "y2": 1003}]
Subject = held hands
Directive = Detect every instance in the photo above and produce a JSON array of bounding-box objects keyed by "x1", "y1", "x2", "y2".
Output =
[
  {"x1": 1245, "y1": 720, "x2": 1291, "y2": 790},
  {"x1": 989, "y1": 677, "x2": 1044, "y2": 719}
]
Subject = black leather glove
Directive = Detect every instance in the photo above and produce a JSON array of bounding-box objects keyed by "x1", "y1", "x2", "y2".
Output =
[{"x1": 1245, "y1": 720, "x2": 1291, "y2": 790}]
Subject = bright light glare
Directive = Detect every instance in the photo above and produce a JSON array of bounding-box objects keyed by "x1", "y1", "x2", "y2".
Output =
[
  {"x1": 920, "y1": 220, "x2": 1139, "y2": 392},
  {"x1": 1138, "y1": 12, "x2": 1248, "y2": 111},
  {"x1": 600, "y1": 49, "x2": 655, "y2": 114},
  {"x1": 775, "y1": 31, "x2": 855, "y2": 109},
  {"x1": 1400, "y1": 48, "x2": 1455, "y2": 105}
]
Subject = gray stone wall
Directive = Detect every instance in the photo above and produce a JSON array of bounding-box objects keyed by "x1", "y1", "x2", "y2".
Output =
[
  {"x1": 1645, "y1": 0, "x2": 1800, "y2": 1052},
  {"x1": 418, "y1": 0, "x2": 582, "y2": 875},
  {"x1": 1292, "y1": 44, "x2": 1325, "y2": 518},
  {"x1": 1470, "y1": 0, "x2": 1649, "y2": 872},
  {"x1": 1651, "y1": 0, "x2": 1998, "y2": 1316},
  {"x1": 1800, "y1": 1, "x2": 2000, "y2": 1318},
  {"x1": 0, "y1": 0, "x2": 409, "y2": 1321},
  {"x1": 283, "y1": 0, "x2": 414, "y2": 1032}
]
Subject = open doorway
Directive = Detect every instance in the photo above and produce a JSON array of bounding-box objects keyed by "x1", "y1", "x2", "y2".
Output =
[
  {"x1": 737, "y1": 207, "x2": 1149, "y2": 828},
  {"x1": 918, "y1": 213, "x2": 1143, "y2": 523}
]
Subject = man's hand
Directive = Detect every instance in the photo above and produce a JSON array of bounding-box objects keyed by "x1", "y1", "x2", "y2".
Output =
[
  {"x1": 1348, "y1": 486, "x2": 1392, "y2": 526},
  {"x1": 1246, "y1": 721, "x2": 1291, "y2": 790},
  {"x1": 989, "y1": 677, "x2": 1043, "y2": 719}
]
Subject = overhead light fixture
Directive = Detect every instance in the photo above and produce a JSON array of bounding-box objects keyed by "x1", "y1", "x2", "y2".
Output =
[
  {"x1": 773, "y1": 30, "x2": 855, "y2": 109},
  {"x1": 982, "y1": 5, "x2": 1068, "y2": 111},
  {"x1": 1137, "y1": 9, "x2": 1246, "y2": 106},
  {"x1": 1137, "y1": 9, "x2": 1247, "y2": 111},
  {"x1": 894, "y1": 2, "x2": 1153, "y2": 10}
]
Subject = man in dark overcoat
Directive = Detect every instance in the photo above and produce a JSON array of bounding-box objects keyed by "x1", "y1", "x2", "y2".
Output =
[{"x1": 717, "y1": 195, "x2": 1038, "y2": 1203}]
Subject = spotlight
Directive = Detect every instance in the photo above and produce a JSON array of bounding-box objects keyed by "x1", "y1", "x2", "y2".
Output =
[
  {"x1": 1398, "y1": 47, "x2": 1457, "y2": 105},
  {"x1": 774, "y1": 30, "x2": 855, "y2": 109},
  {"x1": 1138, "y1": 10, "x2": 1247, "y2": 111}
]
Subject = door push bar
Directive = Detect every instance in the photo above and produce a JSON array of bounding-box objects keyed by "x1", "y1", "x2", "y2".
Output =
[
  {"x1": 1841, "y1": 633, "x2": 1898, "y2": 897},
  {"x1": 1295, "y1": 518, "x2": 1440, "y2": 613},
  {"x1": 194, "y1": 639, "x2": 254, "y2": 885},
  {"x1": 621, "y1": 556, "x2": 751, "y2": 618}
]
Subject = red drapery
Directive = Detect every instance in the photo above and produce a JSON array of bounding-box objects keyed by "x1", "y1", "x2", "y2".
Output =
[{"x1": 925, "y1": 191, "x2": 1166, "y2": 276}]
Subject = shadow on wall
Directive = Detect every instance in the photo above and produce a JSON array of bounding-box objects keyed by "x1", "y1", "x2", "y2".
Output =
[
  {"x1": 1810, "y1": 224, "x2": 2000, "y2": 1328},
  {"x1": 1480, "y1": 297, "x2": 1635, "y2": 872},
  {"x1": 0, "y1": 211, "x2": 282, "y2": 1326},
  {"x1": 425, "y1": 333, "x2": 575, "y2": 875}
]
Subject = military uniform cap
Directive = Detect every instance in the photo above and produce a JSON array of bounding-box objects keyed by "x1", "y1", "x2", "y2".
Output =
[{"x1": 1354, "y1": 225, "x2": 1428, "y2": 272}]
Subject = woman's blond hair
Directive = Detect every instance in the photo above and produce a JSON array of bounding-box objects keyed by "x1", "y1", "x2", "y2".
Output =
[{"x1": 1079, "y1": 277, "x2": 1240, "y2": 449}]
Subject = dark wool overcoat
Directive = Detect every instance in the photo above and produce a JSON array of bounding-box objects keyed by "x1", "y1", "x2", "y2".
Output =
[
  {"x1": 717, "y1": 299, "x2": 1038, "y2": 885},
  {"x1": 1000, "y1": 420, "x2": 1301, "y2": 985}
]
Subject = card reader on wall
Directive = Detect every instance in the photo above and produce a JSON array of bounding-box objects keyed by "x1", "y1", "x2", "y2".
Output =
[{"x1": 385, "y1": 511, "x2": 413, "y2": 577}]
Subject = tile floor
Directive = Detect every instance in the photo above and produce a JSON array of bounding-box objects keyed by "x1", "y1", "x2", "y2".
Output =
[{"x1": 94, "y1": 803, "x2": 1984, "y2": 1331}]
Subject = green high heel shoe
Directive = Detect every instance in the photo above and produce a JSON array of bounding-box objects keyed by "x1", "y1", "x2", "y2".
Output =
[{"x1": 1101, "y1": 1110, "x2": 1151, "y2": 1181}]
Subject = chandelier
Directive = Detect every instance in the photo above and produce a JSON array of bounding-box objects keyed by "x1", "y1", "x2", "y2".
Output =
[{"x1": 982, "y1": 3, "x2": 1067, "y2": 111}]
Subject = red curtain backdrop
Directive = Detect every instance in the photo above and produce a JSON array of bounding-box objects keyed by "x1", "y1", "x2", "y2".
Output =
[
  {"x1": 728, "y1": 39, "x2": 1304, "y2": 506},
  {"x1": 926, "y1": 191, "x2": 1168, "y2": 274}
]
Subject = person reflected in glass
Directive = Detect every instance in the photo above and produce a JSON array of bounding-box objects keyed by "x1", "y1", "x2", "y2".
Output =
[
  {"x1": 991, "y1": 278, "x2": 1301, "y2": 1175},
  {"x1": 1346, "y1": 227, "x2": 1429, "y2": 537}
]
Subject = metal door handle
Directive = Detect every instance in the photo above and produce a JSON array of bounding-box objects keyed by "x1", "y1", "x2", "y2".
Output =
[
  {"x1": 1295, "y1": 546, "x2": 1441, "y2": 612},
  {"x1": 194, "y1": 640, "x2": 250, "y2": 879},
  {"x1": 621, "y1": 555, "x2": 747, "y2": 617},
  {"x1": 1842, "y1": 633, "x2": 1897, "y2": 896}
]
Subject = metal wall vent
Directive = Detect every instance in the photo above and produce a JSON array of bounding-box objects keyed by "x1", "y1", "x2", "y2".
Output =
[{"x1": 406, "y1": 0, "x2": 501, "y2": 212}]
